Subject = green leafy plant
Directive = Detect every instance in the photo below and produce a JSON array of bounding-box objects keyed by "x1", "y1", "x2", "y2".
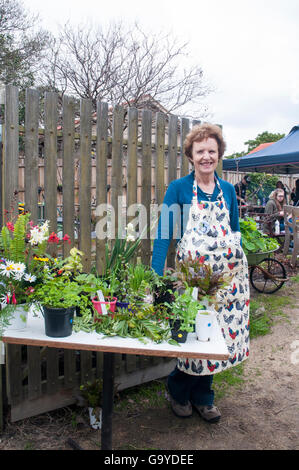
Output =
[
  {"x1": 239, "y1": 217, "x2": 279, "y2": 255},
  {"x1": 79, "y1": 378, "x2": 103, "y2": 408},
  {"x1": 164, "y1": 286, "x2": 203, "y2": 333},
  {"x1": 29, "y1": 275, "x2": 83, "y2": 308},
  {"x1": 74, "y1": 301, "x2": 174, "y2": 344},
  {"x1": 104, "y1": 223, "x2": 143, "y2": 277}
]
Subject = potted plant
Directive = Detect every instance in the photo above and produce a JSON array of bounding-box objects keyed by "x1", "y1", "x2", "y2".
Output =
[
  {"x1": 75, "y1": 272, "x2": 118, "y2": 319},
  {"x1": 29, "y1": 249, "x2": 86, "y2": 337},
  {"x1": 164, "y1": 286, "x2": 203, "y2": 343},
  {"x1": 29, "y1": 275, "x2": 83, "y2": 337},
  {"x1": 0, "y1": 212, "x2": 70, "y2": 333},
  {"x1": 79, "y1": 378, "x2": 103, "y2": 430}
]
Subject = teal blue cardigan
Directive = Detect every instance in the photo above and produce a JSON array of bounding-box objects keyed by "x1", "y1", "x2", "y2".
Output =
[{"x1": 151, "y1": 171, "x2": 240, "y2": 276}]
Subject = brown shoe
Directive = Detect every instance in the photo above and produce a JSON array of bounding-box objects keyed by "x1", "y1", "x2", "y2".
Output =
[
  {"x1": 192, "y1": 404, "x2": 221, "y2": 423},
  {"x1": 168, "y1": 394, "x2": 192, "y2": 418}
]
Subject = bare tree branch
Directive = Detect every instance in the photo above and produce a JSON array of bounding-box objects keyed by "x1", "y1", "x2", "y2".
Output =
[{"x1": 41, "y1": 21, "x2": 212, "y2": 119}]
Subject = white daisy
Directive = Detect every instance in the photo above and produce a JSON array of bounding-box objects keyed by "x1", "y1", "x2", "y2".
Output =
[
  {"x1": 0, "y1": 260, "x2": 15, "y2": 277},
  {"x1": 24, "y1": 273, "x2": 36, "y2": 283},
  {"x1": 12, "y1": 262, "x2": 26, "y2": 274}
]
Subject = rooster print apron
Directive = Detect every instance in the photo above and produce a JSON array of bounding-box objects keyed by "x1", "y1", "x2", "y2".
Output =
[{"x1": 175, "y1": 178, "x2": 250, "y2": 376}]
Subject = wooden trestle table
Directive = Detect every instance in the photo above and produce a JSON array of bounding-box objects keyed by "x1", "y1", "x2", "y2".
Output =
[{"x1": 2, "y1": 310, "x2": 229, "y2": 450}]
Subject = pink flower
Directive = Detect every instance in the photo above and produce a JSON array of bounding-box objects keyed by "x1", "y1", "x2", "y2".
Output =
[{"x1": 6, "y1": 222, "x2": 14, "y2": 232}]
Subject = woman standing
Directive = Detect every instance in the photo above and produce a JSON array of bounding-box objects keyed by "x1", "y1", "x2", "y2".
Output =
[
  {"x1": 263, "y1": 189, "x2": 286, "y2": 234},
  {"x1": 152, "y1": 124, "x2": 250, "y2": 423}
]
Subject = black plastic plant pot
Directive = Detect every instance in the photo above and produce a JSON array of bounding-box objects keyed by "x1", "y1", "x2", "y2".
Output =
[
  {"x1": 169, "y1": 319, "x2": 188, "y2": 343},
  {"x1": 43, "y1": 306, "x2": 75, "y2": 338}
]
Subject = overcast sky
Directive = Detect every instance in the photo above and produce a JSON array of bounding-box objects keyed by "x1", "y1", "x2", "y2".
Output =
[{"x1": 24, "y1": 0, "x2": 299, "y2": 156}]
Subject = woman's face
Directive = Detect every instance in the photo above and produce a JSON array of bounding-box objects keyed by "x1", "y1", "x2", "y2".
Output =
[{"x1": 191, "y1": 138, "x2": 219, "y2": 177}]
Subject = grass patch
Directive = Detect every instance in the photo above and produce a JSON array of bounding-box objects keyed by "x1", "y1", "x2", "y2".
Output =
[
  {"x1": 250, "y1": 293, "x2": 292, "y2": 338},
  {"x1": 114, "y1": 379, "x2": 166, "y2": 412},
  {"x1": 213, "y1": 363, "x2": 244, "y2": 400}
]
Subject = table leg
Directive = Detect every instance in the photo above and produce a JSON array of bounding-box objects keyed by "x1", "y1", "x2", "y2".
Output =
[
  {"x1": 101, "y1": 352, "x2": 115, "y2": 450},
  {"x1": 0, "y1": 365, "x2": 3, "y2": 432}
]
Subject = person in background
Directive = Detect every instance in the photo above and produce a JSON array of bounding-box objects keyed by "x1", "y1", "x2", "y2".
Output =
[
  {"x1": 234, "y1": 175, "x2": 250, "y2": 206},
  {"x1": 152, "y1": 123, "x2": 250, "y2": 424},
  {"x1": 263, "y1": 188, "x2": 286, "y2": 234},
  {"x1": 276, "y1": 181, "x2": 288, "y2": 203},
  {"x1": 290, "y1": 179, "x2": 299, "y2": 206}
]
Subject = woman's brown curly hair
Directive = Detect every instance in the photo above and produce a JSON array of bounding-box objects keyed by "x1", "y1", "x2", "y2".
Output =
[{"x1": 184, "y1": 123, "x2": 226, "y2": 162}]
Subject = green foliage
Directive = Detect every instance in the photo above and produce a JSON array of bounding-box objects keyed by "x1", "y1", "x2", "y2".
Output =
[
  {"x1": 79, "y1": 378, "x2": 103, "y2": 408},
  {"x1": 0, "y1": 213, "x2": 30, "y2": 262},
  {"x1": 0, "y1": 0, "x2": 50, "y2": 89},
  {"x1": 164, "y1": 286, "x2": 203, "y2": 333},
  {"x1": 246, "y1": 173, "x2": 279, "y2": 202},
  {"x1": 239, "y1": 217, "x2": 279, "y2": 255},
  {"x1": 30, "y1": 276, "x2": 83, "y2": 308},
  {"x1": 249, "y1": 294, "x2": 291, "y2": 339},
  {"x1": 73, "y1": 302, "x2": 173, "y2": 344},
  {"x1": 225, "y1": 131, "x2": 285, "y2": 160},
  {"x1": 60, "y1": 248, "x2": 84, "y2": 276},
  {"x1": 244, "y1": 131, "x2": 285, "y2": 153},
  {"x1": 104, "y1": 234, "x2": 141, "y2": 277}
]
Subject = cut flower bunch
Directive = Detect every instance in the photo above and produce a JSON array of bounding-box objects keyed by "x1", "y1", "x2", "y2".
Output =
[{"x1": 0, "y1": 212, "x2": 71, "y2": 310}]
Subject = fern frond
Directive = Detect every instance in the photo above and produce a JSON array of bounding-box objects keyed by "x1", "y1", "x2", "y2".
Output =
[
  {"x1": 0, "y1": 226, "x2": 11, "y2": 259},
  {"x1": 10, "y1": 213, "x2": 30, "y2": 262}
]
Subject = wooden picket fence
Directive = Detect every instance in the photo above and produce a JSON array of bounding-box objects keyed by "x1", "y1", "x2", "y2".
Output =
[{"x1": 1, "y1": 85, "x2": 198, "y2": 423}]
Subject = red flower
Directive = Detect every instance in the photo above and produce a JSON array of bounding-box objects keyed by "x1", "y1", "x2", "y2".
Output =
[
  {"x1": 6, "y1": 222, "x2": 14, "y2": 232},
  {"x1": 48, "y1": 232, "x2": 60, "y2": 243},
  {"x1": 62, "y1": 234, "x2": 71, "y2": 244},
  {"x1": 12, "y1": 292, "x2": 17, "y2": 305}
]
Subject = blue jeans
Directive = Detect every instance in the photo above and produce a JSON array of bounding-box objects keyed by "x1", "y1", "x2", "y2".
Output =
[{"x1": 167, "y1": 366, "x2": 214, "y2": 407}]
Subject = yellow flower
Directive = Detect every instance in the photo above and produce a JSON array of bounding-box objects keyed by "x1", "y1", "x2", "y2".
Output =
[{"x1": 34, "y1": 256, "x2": 49, "y2": 262}]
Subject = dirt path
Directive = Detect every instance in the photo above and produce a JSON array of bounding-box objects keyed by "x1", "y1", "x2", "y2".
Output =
[{"x1": 0, "y1": 283, "x2": 298, "y2": 451}]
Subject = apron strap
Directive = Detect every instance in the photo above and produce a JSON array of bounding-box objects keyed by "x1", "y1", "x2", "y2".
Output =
[{"x1": 193, "y1": 176, "x2": 223, "y2": 203}]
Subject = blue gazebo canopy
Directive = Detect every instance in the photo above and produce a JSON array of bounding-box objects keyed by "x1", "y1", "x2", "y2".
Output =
[{"x1": 223, "y1": 125, "x2": 299, "y2": 174}]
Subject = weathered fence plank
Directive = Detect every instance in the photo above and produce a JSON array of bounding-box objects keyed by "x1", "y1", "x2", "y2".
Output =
[
  {"x1": 24, "y1": 88, "x2": 39, "y2": 223},
  {"x1": 6, "y1": 344, "x2": 22, "y2": 405},
  {"x1": 155, "y1": 112, "x2": 166, "y2": 207},
  {"x1": 44, "y1": 92, "x2": 58, "y2": 236},
  {"x1": 27, "y1": 346, "x2": 42, "y2": 400},
  {"x1": 46, "y1": 347, "x2": 59, "y2": 395},
  {"x1": 180, "y1": 117, "x2": 190, "y2": 178},
  {"x1": 3, "y1": 85, "x2": 19, "y2": 219},
  {"x1": 95, "y1": 101, "x2": 108, "y2": 274},
  {"x1": 127, "y1": 107, "x2": 138, "y2": 218},
  {"x1": 62, "y1": 95, "x2": 75, "y2": 257},
  {"x1": 141, "y1": 109, "x2": 152, "y2": 265},
  {"x1": 79, "y1": 98, "x2": 92, "y2": 272},
  {"x1": 63, "y1": 349, "x2": 76, "y2": 388},
  {"x1": 111, "y1": 105, "x2": 124, "y2": 238}
]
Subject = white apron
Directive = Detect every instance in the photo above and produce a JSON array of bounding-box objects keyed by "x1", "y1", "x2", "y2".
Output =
[{"x1": 175, "y1": 178, "x2": 250, "y2": 376}]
